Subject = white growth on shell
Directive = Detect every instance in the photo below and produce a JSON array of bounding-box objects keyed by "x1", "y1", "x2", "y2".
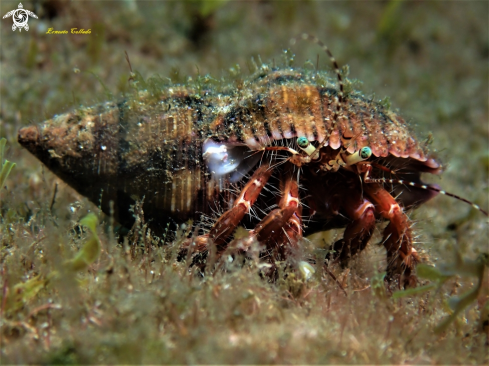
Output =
[{"x1": 203, "y1": 139, "x2": 261, "y2": 183}]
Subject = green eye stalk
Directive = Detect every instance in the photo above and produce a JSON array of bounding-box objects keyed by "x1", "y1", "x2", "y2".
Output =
[
  {"x1": 296, "y1": 136, "x2": 372, "y2": 167},
  {"x1": 344, "y1": 146, "x2": 372, "y2": 165},
  {"x1": 297, "y1": 137, "x2": 317, "y2": 156}
]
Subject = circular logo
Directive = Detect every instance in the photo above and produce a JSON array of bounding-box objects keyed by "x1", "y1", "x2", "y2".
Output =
[
  {"x1": 12, "y1": 8, "x2": 29, "y2": 29},
  {"x1": 2, "y1": 3, "x2": 38, "y2": 32}
]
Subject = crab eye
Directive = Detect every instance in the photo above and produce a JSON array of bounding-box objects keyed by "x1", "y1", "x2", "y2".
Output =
[
  {"x1": 297, "y1": 136, "x2": 309, "y2": 148},
  {"x1": 360, "y1": 146, "x2": 372, "y2": 159},
  {"x1": 296, "y1": 136, "x2": 317, "y2": 156}
]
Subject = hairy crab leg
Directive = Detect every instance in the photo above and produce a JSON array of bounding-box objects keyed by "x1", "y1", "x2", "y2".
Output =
[
  {"x1": 281, "y1": 209, "x2": 303, "y2": 249},
  {"x1": 327, "y1": 191, "x2": 376, "y2": 266},
  {"x1": 179, "y1": 162, "x2": 274, "y2": 261},
  {"x1": 219, "y1": 178, "x2": 303, "y2": 265},
  {"x1": 254, "y1": 168, "x2": 300, "y2": 246},
  {"x1": 363, "y1": 183, "x2": 419, "y2": 287},
  {"x1": 251, "y1": 168, "x2": 303, "y2": 277},
  {"x1": 209, "y1": 163, "x2": 274, "y2": 249}
]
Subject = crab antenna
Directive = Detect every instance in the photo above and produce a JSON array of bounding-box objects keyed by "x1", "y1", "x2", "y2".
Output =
[
  {"x1": 365, "y1": 177, "x2": 488, "y2": 217},
  {"x1": 290, "y1": 33, "x2": 345, "y2": 158}
]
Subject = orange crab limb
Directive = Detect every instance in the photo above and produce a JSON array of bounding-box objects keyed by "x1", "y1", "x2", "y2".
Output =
[
  {"x1": 180, "y1": 163, "x2": 274, "y2": 260},
  {"x1": 208, "y1": 163, "x2": 273, "y2": 247},
  {"x1": 363, "y1": 183, "x2": 419, "y2": 285},
  {"x1": 250, "y1": 171, "x2": 303, "y2": 270},
  {"x1": 254, "y1": 172, "x2": 300, "y2": 245}
]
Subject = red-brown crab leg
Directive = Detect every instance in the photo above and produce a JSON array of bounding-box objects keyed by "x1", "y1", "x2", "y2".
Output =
[
  {"x1": 208, "y1": 163, "x2": 273, "y2": 248},
  {"x1": 254, "y1": 169, "x2": 300, "y2": 246},
  {"x1": 214, "y1": 169, "x2": 303, "y2": 262},
  {"x1": 281, "y1": 209, "x2": 303, "y2": 249},
  {"x1": 180, "y1": 163, "x2": 276, "y2": 261},
  {"x1": 328, "y1": 190, "x2": 376, "y2": 265},
  {"x1": 251, "y1": 169, "x2": 303, "y2": 269},
  {"x1": 363, "y1": 182, "x2": 419, "y2": 284}
]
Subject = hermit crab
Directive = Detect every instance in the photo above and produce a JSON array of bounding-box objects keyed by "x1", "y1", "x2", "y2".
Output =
[{"x1": 18, "y1": 34, "x2": 487, "y2": 287}]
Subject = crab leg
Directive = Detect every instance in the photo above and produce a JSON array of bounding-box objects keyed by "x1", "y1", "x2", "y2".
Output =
[
  {"x1": 363, "y1": 183, "x2": 419, "y2": 285},
  {"x1": 328, "y1": 191, "x2": 376, "y2": 266},
  {"x1": 249, "y1": 169, "x2": 303, "y2": 273},
  {"x1": 208, "y1": 163, "x2": 273, "y2": 248},
  {"x1": 179, "y1": 163, "x2": 274, "y2": 262},
  {"x1": 281, "y1": 209, "x2": 303, "y2": 249},
  {"x1": 254, "y1": 170, "x2": 300, "y2": 247}
]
